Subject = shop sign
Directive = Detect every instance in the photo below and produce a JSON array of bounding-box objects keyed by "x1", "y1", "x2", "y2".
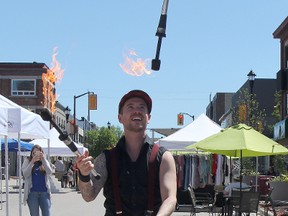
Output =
[{"x1": 274, "y1": 119, "x2": 288, "y2": 141}]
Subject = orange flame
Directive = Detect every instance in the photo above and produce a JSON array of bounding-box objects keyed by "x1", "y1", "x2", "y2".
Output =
[
  {"x1": 42, "y1": 47, "x2": 64, "y2": 113},
  {"x1": 120, "y1": 49, "x2": 152, "y2": 76}
]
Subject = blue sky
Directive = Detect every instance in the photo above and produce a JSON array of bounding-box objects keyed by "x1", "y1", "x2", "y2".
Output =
[{"x1": 1, "y1": 1, "x2": 288, "y2": 135}]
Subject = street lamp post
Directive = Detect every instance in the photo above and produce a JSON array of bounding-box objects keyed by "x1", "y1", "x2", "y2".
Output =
[
  {"x1": 247, "y1": 70, "x2": 257, "y2": 194},
  {"x1": 64, "y1": 106, "x2": 71, "y2": 131},
  {"x1": 73, "y1": 91, "x2": 94, "y2": 142},
  {"x1": 73, "y1": 91, "x2": 94, "y2": 191},
  {"x1": 247, "y1": 70, "x2": 256, "y2": 95},
  {"x1": 247, "y1": 70, "x2": 256, "y2": 125},
  {"x1": 107, "y1": 121, "x2": 111, "y2": 129}
]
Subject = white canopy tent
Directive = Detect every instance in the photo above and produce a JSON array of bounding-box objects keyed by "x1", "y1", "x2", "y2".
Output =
[
  {"x1": 30, "y1": 127, "x2": 88, "y2": 157},
  {"x1": 158, "y1": 113, "x2": 222, "y2": 150},
  {"x1": 0, "y1": 94, "x2": 50, "y2": 139},
  {"x1": 0, "y1": 94, "x2": 50, "y2": 216},
  {"x1": 0, "y1": 107, "x2": 8, "y2": 136}
]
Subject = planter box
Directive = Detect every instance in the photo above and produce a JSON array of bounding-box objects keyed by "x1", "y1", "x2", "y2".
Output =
[{"x1": 270, "y1": 181, "x2": 288, "y2": 201}]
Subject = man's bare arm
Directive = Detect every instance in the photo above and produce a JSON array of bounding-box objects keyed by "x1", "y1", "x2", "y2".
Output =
[
  {"x1": 78, "y1": 153, "x2": 107, "y2": 202},
  {"x1": 157, "y1": 151, "x2": 177, "y2": 216}
]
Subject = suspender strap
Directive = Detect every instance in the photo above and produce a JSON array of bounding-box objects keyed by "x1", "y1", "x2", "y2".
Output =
[
  {"x1": 147, "y1": 144, "x2": 160, "y2": 214},
  {"x1": 110, "y1": 148, "x2": 122, "y2": 215}
]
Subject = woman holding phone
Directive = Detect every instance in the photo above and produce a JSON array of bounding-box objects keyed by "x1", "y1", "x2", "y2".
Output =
[{"x1": 22, "y1": 144, "x2": 52, "y2": 216}]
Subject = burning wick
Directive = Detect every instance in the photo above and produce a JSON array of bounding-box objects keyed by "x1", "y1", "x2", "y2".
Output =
[{"x1": 152, "y1": 0, "x2": 169, "y2": 71}]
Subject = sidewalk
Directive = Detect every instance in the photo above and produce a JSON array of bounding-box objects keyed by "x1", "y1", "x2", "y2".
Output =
[{"x1": 0, "y1": 178, "x2": 272, "y2": 216}]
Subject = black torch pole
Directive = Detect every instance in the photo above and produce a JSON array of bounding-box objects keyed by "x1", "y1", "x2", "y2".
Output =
[
  {"x1": 40, "y1": 108, "x2": 101, "y2": 180},
  {"x1": 151, "y1": 0, "x2": 169, "y2": 71}
]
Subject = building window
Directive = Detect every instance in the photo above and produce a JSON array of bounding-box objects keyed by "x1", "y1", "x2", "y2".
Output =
[{"x1": 11, "y1": 79, "x2": 36, "y2": 96}]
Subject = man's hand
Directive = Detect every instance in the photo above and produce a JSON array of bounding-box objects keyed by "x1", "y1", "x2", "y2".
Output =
[{"x1": 76, "y1": 155, "x2": 94, "y2": 176}]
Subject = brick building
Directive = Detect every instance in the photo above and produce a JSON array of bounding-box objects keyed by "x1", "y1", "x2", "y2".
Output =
[{"x1": 0, "y1": 62, "x2": 55, "y2": 113}]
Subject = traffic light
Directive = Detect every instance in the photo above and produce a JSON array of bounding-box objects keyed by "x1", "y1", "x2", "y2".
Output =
[
  {"x1": 88, "y1": 93, "x2": 97, "y2": 110},
  {"x1": 177, "y1": 113, "x2": 184, "y2": 125}
]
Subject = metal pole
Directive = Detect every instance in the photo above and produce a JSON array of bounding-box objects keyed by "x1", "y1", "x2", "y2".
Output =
[
  {"x1": 74, "y1": 91, "x2": 94, "y2": 141},
  {"x1": 87, "y1": 92, "x2": 90, "y2": 123},
  {"x1": 5, "y1": 136, "x2": 9, "y2": 216},
  {"x1": 73, "y1": 91, "x2": 94, "y2": 191},
  {"x1": 181, "y1": 112, "x2": 195, "y2": 121},
  {"x1": 0, "y1": 139, "x2": 2, "y2": 210},
  {"x1": 18, "y1": 134, "x2": 22, "y2": 216},
  {"x1": 73, "y1": 96, "x2": 76, "y2": 142}
]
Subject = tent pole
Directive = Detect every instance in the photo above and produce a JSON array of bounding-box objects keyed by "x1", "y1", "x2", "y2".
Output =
[
  {"x1": 18, "y1": 134, "x2": 22, "y2": 216},
  {"x1": 255, "y1": 157, "x2": 258, "y2": 192},
  {"x1": 0, "y1": 138, "x2": 3, "y2": 210},
  {"x1": 5, "y1": 136, "x2": 9, "y2": 216},
  {"x1": 239, "y1": 150, "x2": 243, "y2": 216},
  {"x1": 48, "y1": 123, "x2": 51, "y2": 162},
  {"x1": 229, "y1": 156, "x2": 232, "y2": 183},
  {"x1": 48, "y1": 139, "x2": 51, "y2": 163}
]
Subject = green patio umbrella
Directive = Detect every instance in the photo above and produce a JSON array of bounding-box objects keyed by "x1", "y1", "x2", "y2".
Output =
[
  {"x1": 186, "y1": 123, "x2": 288, "y2": 214},
  {"x1": 187, "y1": 123, "x2": 288, "y2": 157}
]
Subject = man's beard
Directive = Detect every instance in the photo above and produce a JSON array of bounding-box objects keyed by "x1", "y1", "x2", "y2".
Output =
[{"x1": 128, "y1": 121, "x2": 146, "y2": 132}]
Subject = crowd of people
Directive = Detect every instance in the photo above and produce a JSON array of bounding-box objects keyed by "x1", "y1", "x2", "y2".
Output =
[{"x1": 54, "y1": 156, "x2": 75, "y2": 188}]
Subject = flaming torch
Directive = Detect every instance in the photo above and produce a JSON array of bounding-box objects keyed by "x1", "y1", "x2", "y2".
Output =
[
  {"x1": 40, "y1": 109, "x2": 101, "y2": 180},
  {"x1": 152, "y1": 0, "x2": 169, "y2": 71}
]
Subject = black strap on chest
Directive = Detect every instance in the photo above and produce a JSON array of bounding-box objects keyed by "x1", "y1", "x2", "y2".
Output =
[
  {"x1": 147, "y1": 144, "x2": 160, "y2": 214},
  {"x1": 109, "y1": 144, "x2": 160, "y2": 216},
  {"x1": 110, "y1": 148, "x2": 122, "y2": 215}
]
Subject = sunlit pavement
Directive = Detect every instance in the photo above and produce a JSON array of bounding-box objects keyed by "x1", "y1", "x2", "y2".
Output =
[
  {"x1": 1, "y1": 178, "x2": 270, "y2": 216},
  {"x1": 1, "y1": 192, "x2": 265, "y2": 216}
]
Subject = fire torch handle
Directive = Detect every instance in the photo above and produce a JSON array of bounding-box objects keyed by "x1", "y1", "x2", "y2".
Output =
[
  {"x1": 40, "y1": 109, "x2": 101, "y2": 180},
  {"x1": 155, "y1": 37, "x2": 163, "y2": 60},
  {"x1": 58, "y1": 134, "x2": 101, "y2": 180},
  {"x1": 152, "y1": 0, "x2": 169, "y2": 71}
]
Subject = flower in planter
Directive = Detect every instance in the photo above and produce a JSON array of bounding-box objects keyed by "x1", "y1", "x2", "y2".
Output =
[{"x1": 269, "y1": 174, "x2": 288, "y2": 182}]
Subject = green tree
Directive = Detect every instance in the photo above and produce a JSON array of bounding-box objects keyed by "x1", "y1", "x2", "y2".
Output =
[
  {"x1": 85, "y1": 125, "x2": 123, "y2": 157},
  {"x1": 231, "y1": 88, "x2": 266, "y2": 133},
  {"x1": 231, "y1": 88, "x2": 267, "y2": 174},
  {"x1": 270, "y1": 91, "x2": 287, "y2": 175},
  {"x1": 271, "y1": 90, "x2": 282, "y2": 122}
]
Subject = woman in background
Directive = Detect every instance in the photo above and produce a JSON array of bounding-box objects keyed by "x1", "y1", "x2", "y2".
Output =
[{"x1": 22, "y1": 144, "x2": 52, "y2": 216}]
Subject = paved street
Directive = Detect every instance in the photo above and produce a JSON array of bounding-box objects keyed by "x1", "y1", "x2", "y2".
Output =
[
  {"x1": 0, "y1": 178, "x2": 265, "y2": 216},
  {"x1": 2, "y1": 190, "x2": 196, "y2": 216},
  {"x1": 0, "y1": 178, "x2": 196, "y2": 216},
  {"x1": 1, "y1": 191, "x2": 263, "y2": 216}
]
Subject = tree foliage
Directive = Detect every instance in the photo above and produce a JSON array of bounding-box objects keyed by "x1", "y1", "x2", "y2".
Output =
[
  {"x1": 271, "y1": 90, "x2": 282, "y2": 123},
  {"x1": 270, "y1": 91, "x2": 287, "y2": 175},
  {"x1": 231, "y1": 88, "x2": 266, "y2": 133},
  {"x1": 231, "y1": 88, "x2": 267, "y2": 173},
  {"x1": 85, "y1": 125, "x2": 123, "y2": 158}
]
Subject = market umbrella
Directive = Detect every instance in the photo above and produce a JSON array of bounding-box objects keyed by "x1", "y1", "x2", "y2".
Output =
[
  {"x1": 187, "y1": 123, "x2": 288, "y2": 157},
  {"x1": 186, "y1": 123, "x2": 288, "y2": 214},
  {"x1": 1, "y1": 138, "x2": 34, "y2": 152}
]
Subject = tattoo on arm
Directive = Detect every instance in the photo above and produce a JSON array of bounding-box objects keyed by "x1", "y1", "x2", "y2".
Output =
[{"x1": 79, "y1": 153, "x2": 108, "y2": 202}]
